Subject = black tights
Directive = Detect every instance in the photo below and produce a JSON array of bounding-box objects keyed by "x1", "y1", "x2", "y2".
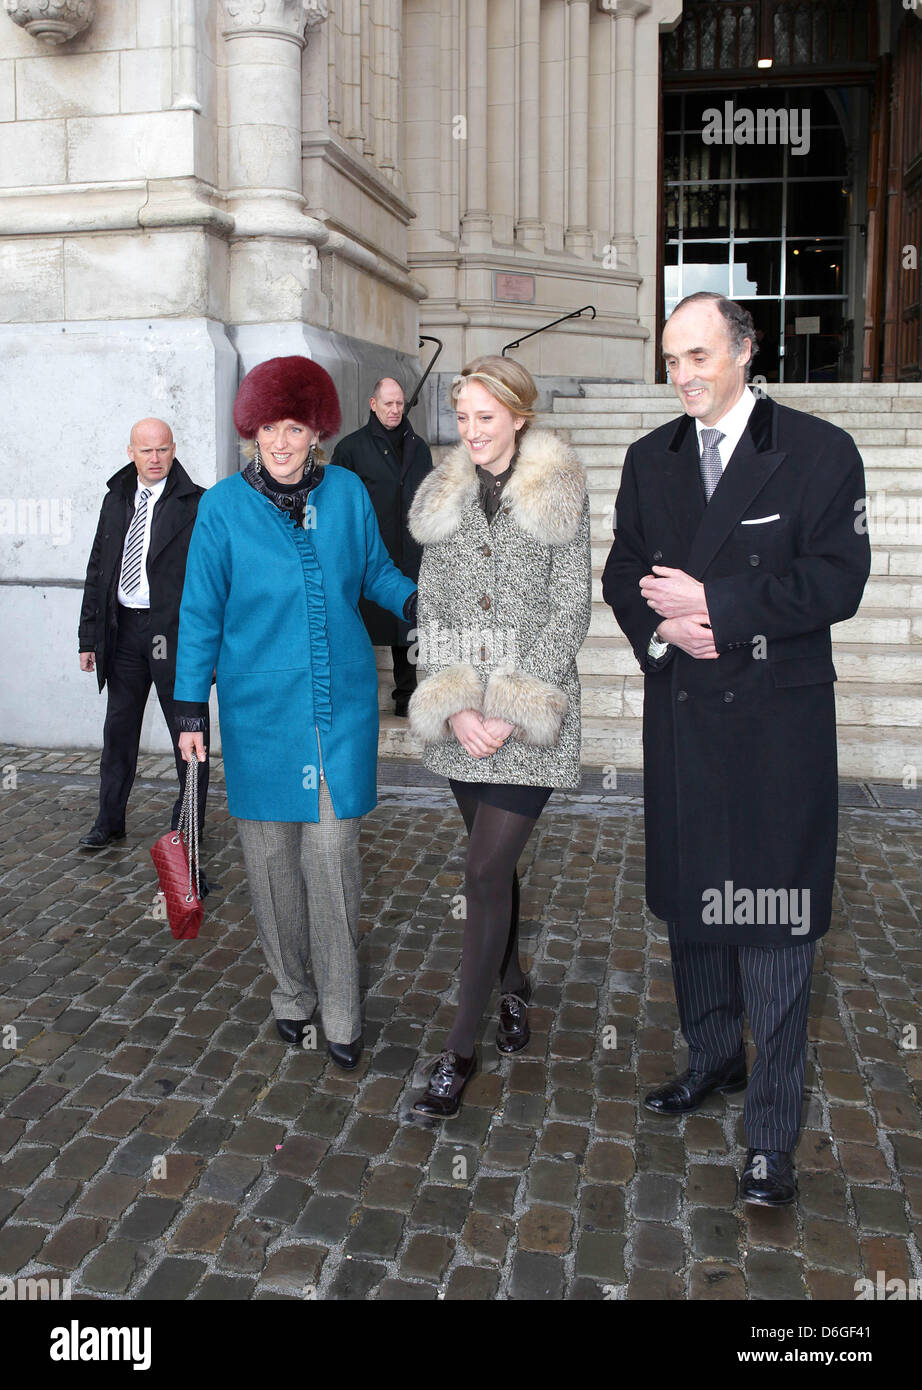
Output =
[{"x1": 446, "y1": 788, "x2": 537, "y2": 1057}]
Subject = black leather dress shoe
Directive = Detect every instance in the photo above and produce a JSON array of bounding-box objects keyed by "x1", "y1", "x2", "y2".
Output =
[
  {"x1": 412, "y1": 1050, "x2": 476, "y2": 1118},
  {"x1": 739, "y1": 1148, "x2": 797, "y2": 1206},
  {"x1": 327, "y1": 1036, "x2": 363, "y2": 1069},
  {"x1": 394, "y1": 697, "x2": 411, "y2": 718},
  {"x1": 276, "y1": 1018, "x2": 313, "y2": 1047},
  {"x1": 643, "y1": 1058, "x2": 747, "y2": 1115},
  {"x1": 77, "y1": 827, "x2": 126, "y2": 850},
  {"x1": 496, "y1": 981, "x2": 531, "y2": 1054}
]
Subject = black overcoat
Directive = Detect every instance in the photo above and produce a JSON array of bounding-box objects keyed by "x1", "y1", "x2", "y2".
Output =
[
  {"x1": 78, "y1": 458, "x2": 204, "y2": 691},
  {"x1": 330, "y1": 413, "x2": 433, "y2": 645},
  {"x1": 602, "y1": 396, "x2": 871, "y2": 946}
]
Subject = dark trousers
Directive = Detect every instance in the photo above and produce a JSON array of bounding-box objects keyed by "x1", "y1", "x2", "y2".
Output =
[
  {"x1": 95, "y1": 605, "x2": 209, "y2": 836},
  {"x1": 391, "y1": 644, "x2": 417, "y2": 701},
  {"x1": 667, "y1": 921, "x2": 816, "y2": 1152}
]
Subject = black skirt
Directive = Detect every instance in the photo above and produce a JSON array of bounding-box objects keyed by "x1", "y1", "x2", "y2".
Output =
[{"x1": 448, "y1": 778, "x2": 553, "y2": 819}]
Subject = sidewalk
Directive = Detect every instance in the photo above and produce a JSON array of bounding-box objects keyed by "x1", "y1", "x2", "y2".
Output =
[{"x1": 0, "y1": 746, "x2": 920, "y2": 1300}]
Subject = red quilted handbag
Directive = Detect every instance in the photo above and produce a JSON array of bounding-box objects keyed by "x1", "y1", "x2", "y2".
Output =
[{"x1": 150, "y1": 760, "x2": 203, "y2": 940}]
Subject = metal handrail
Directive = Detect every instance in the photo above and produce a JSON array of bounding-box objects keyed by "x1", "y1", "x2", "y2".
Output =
[
  {"x1": 406, "y1": 335, "x2": 443, "y2": 412},
  {"x1": 501, "y1": 305, "x2": 597, "y2": 356}
]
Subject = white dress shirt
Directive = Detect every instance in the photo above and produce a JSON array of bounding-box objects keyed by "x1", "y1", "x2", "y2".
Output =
[
  {"x1": 695, "y1": 385, "x2": 757, "y2": 472},
  {"x1": 118, "y1": 474, "x2": 167, "y2": 608},
  {"x1": 646, "y1": 386, "x2": 758, "y2": 661}
]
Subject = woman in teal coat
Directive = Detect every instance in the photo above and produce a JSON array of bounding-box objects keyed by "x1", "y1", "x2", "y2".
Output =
[{"x1": 175, "y1": 356, "x2": 416, "y2": 1068}]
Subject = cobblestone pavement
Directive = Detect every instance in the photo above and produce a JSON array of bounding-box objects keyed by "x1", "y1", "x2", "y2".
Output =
[{"x1": 0, "y1": 745, "x2": 920, "y2": 1302}]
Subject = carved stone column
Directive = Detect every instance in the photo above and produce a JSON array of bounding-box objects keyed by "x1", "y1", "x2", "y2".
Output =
[
  {"x1": 3, "y1": 0, "x2": 94, "y2": 45},
  {"x1": 461, "y1": 0, "x2": 491, "y2": 250},
  {"x1": 221, "y1": 0, "x2": 328, "y2": 238},
  {"x1": 565, "y1": 0, "x2": 592, "y2": 257},
  {"x1": 516, "y1": 0, "x2": 544, "y2": 253},
  {"x1": 602, "y1": 0, "x2": 651, "y2": 269}
]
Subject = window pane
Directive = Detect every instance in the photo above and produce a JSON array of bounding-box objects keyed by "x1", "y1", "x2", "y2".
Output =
[
  {"x1": 735, "y1": 182, "x2": 783, "y2": 236},
  {"x1": 786, "y1": 240, "x2": 846, "y2": 296},
  {"x1": 664, "y1": 186, "x2": 680, "y2": 234},
  {"x1": 733, "y1": 242, "x2": 782, "y2": 297},
  {"x1": 787, "y1": 180, "x2": 847, "y2": 237},
  {"x1": 682, "y1": 242, "x2": 730, "y2": 296},
  {"x1": 782, "y1": 299, "x2": 848, "y2": 383},
  {"x1": 664, "y1": 243, "x2": 679, "y2": 302},
  {"x1": 734, "y1": 140, "x2": 785, "y2": 180},
  {"x1": 682, "y1": 185, "x2": 731, "y2": 236},
  {"x1": 792, "y1": 125, "x2": 847, "y2": 177},
  {"x1": 682, "y1": 142, "x2": 732, "y2": 182}
]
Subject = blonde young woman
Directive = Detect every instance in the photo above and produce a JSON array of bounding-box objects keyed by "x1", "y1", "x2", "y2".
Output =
[{"x1": 408, "y1": 356, "x2": 592, "y2": 1116}]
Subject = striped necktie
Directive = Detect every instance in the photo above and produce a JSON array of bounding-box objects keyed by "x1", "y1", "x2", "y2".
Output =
[
  {"x1": 120, "y1": 488, "x2": 152, "y2": 594},
  {"x1": 699, "y1": 428, "x2": 725, "y2": 503}
]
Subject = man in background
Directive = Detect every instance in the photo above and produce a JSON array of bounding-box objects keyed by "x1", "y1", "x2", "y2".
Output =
[
  {"x1": 77, "y1": 418, "x2": 208, "y2": 848},
  {"x1": 331, "y1": 378, "x2": 433, "y2": 716}
]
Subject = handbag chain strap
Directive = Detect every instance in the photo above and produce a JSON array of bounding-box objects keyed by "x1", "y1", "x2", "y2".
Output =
[{"x1": 180, "y1": 760, "x2": 200, "y2": 902}]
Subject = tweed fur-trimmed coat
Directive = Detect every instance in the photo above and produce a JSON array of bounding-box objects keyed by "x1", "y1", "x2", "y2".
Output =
[{"x1": 407, "y1": 428, "x2": 592, "y2": 787}]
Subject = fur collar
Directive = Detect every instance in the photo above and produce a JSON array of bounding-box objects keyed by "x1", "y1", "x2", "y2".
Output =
[{"x1": 408, "y1": 428, "x2": 586, "y2": 546}]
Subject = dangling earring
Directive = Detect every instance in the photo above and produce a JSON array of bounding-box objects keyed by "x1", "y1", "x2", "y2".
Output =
[
  {"x1": 253, "y1": 439, "x2": 263, "y2": 474},
  {"x1": 307, "y1": 441, "x2": 317, "y2": 470}
]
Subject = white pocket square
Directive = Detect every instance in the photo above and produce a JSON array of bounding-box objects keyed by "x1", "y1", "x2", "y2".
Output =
[{"x1": 741, "y1": 514, "x2": 781, "y2": 525}]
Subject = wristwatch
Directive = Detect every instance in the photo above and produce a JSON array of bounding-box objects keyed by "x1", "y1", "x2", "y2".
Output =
[{"x1": 647, "y1": 628, "x2": 670, "y2": 661}]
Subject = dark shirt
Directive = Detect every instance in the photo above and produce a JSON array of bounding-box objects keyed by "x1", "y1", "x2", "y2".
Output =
[
  {"x1": 476, "y1": 451, "x2": 517, "y2": 523},
  {"x1": 368, "y1": 411, "x2": 407, "y2": 462},
  {"x1": 242, "y1": 455, "x2": 323, "y2": 527}
]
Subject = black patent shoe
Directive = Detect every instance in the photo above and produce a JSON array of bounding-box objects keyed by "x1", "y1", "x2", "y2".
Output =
[
  {"x1": 643, "y1": 1058, "x2": 747, "y2": 1116},
  {"x1": 496, "y1": 981, "x2": 531, "y2": 1054},
  {"x1": 77, "y1": 827, "x2": 126, "y2": 850},
  {"x1": 276, "y1": 1018, "x2": 313, "y2": 1047},
  {"x1": 412, "y1": 1050, "x2": 477, "y2": 1118},
  {"x1": 739, "y1": 1148, "x2": 797, "y2": 1206},
  {"x1": 327, "y1": 1036, "x2": 363, "y2": 1069}
]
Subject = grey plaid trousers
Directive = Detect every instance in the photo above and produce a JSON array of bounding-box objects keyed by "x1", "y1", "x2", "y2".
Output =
[{"x1": 236, "y1": 781, "x2": 362, "y2": 1045}]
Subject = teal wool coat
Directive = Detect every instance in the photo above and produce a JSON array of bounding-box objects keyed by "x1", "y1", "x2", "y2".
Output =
[{"x1": 173, "y1": 467, "x2": 416, "y2": 821}]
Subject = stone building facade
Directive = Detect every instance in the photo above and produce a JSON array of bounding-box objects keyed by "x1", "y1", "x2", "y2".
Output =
[{"x1": 0, "y1": 0, "x2": 918, "y2": 778}]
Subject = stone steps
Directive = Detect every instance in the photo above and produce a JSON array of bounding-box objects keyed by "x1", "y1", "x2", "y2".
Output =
[
  {"x1": 376, "y1": 711, "x2": 921, "y2": 779},
  {"x1": 576, "y1": 382, "x2": 922, "y2": 399},
  {"x1": 383, "y1": 382, "x2": 920, "y2": 781},
  {"x1": 579, "y1": 462, "x2": 922, "y2": 495}
]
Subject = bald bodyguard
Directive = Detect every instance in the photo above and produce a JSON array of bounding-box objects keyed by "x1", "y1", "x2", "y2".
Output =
[{"x1": 77, "y1": 418, "x2": 209, "y2": 848}]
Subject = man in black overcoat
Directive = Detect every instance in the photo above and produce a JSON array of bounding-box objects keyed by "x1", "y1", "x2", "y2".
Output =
[
  {"x1": 77, "y1": 418, "x2": 209, "y2": 848},
  {"x1": 330, "y1": 377, "x2": 433, "y2": 716},
  {"x1": 602, "y1": 293, "x2": 870, "y2": 1205}
]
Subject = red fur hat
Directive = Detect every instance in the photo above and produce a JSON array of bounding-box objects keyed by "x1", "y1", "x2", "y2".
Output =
[{"x1": 233, "y1": 355, "x2": 342, "y2": 441}]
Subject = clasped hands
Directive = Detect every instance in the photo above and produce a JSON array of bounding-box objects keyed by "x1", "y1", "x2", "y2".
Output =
[
  {"x1": 449, "y1": 709, "x2": 515, "y2": 758},
  {"x1": 639, "y1": 565, "x2": 718, "y2": 660}
]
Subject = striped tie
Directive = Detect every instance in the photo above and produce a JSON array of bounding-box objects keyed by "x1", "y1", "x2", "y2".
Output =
[
  {"x1": 699, "y1": 428, "x2": 725, "y2": 503},
  {"x1": 120, "y1": 488, "x2": 152, "y2": 594}
]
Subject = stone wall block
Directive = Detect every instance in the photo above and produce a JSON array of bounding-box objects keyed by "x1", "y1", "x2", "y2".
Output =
[
  {"x1": 66, "y1": 110, "x2": 195, "y2": 183},
  {"x1": 63, "y1": 229, "x2": 211, "y2": 319},
  {"x1": 0, "y1": 236, "x2": 64, "y2": 320},
  {"x1": 0, "y1": 116, "x2": 66, "y2": 185},
  {"x1": 15, "y1": 50, "x2": 119, "y2": 119},
  {"x1": 118, "y1": 45, "x2": 172, "y2": 116}
]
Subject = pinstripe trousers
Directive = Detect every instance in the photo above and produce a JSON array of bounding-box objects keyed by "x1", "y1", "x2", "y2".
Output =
[
  {"x1": 236, "y1": 781, "x2": 362, "y2": 1046},
  {"x1": 667, "y1": 922, "x2": 816, "y2": 1151}
]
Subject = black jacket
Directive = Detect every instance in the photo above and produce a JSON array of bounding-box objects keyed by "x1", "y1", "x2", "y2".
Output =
[
  {"x1": 602, "y1": 395, "x2": 870, "y2": 946},
  {"x1": 78, "y1": 458, "x2": 204, "y2": 691},
  {"x1": 330, "y1": 412, "x2": 433, "y2": 644}
]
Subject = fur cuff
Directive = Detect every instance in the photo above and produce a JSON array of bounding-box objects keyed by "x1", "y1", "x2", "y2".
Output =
[
  {"x1": 408, "y1": 663, "x2": 483, "y2": 742},
  {"x1": 483, "y1": 666, "x2": 568, "y2": 746}
]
